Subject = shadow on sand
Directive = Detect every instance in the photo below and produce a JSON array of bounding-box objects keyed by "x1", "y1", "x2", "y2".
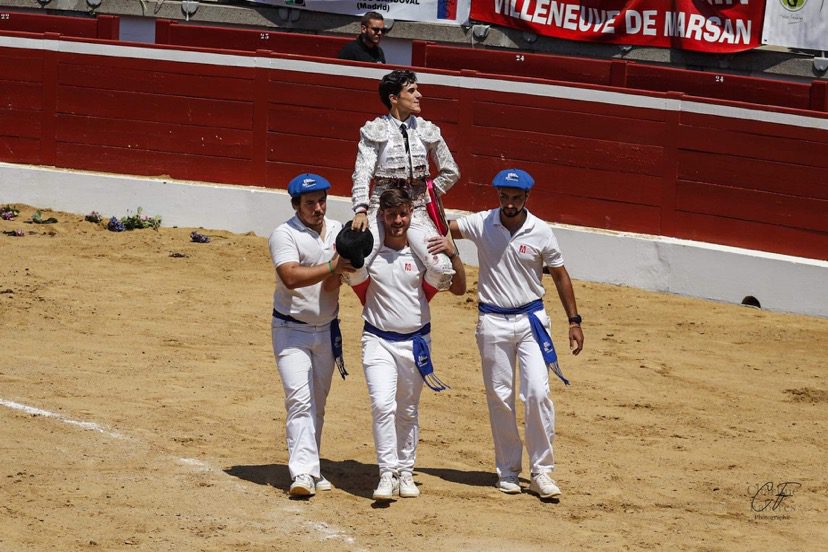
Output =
[
  {"x1": 224, "y1": 458, "x2": 377, "y2": 500},
  {"x1": 224, "y1": 460, "x2": 500, "y2": 501}
]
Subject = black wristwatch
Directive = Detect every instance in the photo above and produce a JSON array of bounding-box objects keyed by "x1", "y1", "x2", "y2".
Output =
[{"x1": 568, "y1": 314, "x2": 582, "y2": 326}]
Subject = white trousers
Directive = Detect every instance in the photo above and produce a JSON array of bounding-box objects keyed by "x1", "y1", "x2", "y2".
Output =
[
  {"x1": 271, "y1": 318, "x2": 335, "y2": 480},
  {"x1": 365, "y1": 207, "x2": 454, "y2": 290},
  {"x1": 475, "y1": 311, "x2": 556, "y2": 478},
  {"x1": 361, "y1": 332, "x2": 426, "y2": 475}
]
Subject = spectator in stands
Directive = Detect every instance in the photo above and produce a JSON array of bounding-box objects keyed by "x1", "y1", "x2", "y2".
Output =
[{"x1": 338, "y1": 12, "x2": 386, "y2": 64}]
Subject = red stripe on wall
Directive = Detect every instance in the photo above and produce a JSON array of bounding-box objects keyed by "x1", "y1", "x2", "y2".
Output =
[
  {"x1": 534, "y1": 188, "x2": 663, "y2": 234},
  {"x1": 678, "y1": 124, "x2": 828, "y2": 172},
  {"x1": 466, "y1": 155, "x2": 663, "y2": 207},
  {"x1": 267, "y1": 105, "x2": 376, "y2": 142},
  {"x1": 677, "y1": 151, "x2": 828, "y2": 200},
  {"x1": 627, "y1": 64, "x2": 812, "y2": 111},
  {"x1": 0, "y1": 136, "x2": 41, "y2": 164},
  {"x1": 57, "y1": 62, "x2": 254, "y2": 101},
  {"x1": 56, "y1": 115, "x2": 254, "y2": 160},
  {"x1": 267, "y1": 133, "x2": 355, "y2": 171},
  {"x1": 470, "y1": 127, "x2": 664, "y2": 177},
  {"x1": 0, "y1": 110, "x2": 42, "y2": 139},
  {"x1": 473, "y1": 88, "x2": 669, "y2": 122},
  {"x1": 56, "y1": 142, "x2": 254, "y2": 185},
  {"x1": 680, "y1": 110, "x2": 828, "y2": 141},
  {"x1": 474, "y1": 101, "x2": 668, "y2": 145},
  {"x1": 0, "y1": 11, "x2": 100, "y2": 38},
  {"x1": 676, "y1": 180, "x2": 828, "y2": 233},
  {"x1": 0, "y1": 52, "x2": 44, "y2": 81},
  {"x1": 423, "y1": 45, "x2": 613, "y2": 88},
  {"x1": 674, "y1": 211, "x2": 828, "y2": 260},
  {"x1": 0, "y1": 81, "x2": 43, "y2": 110},
  {"x1": 56, "y1": 86, "x2": 254, "y2": 130},
  {"x1": 161, "y1": 21, "x2": 350, "y2": 59},
  {"x1": 268, "y1": 78, "x2": 378, "y2": 114}
]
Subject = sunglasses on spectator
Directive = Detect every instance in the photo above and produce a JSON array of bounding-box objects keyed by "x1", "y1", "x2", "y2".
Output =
[{"x1": 368, "y1": 27, "x2": 386, "y2": 34}]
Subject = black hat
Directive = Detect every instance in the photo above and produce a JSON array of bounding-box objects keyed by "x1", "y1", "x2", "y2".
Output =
[{"x1": 335, "y1": 221, "x2": 374, "y2": 269}]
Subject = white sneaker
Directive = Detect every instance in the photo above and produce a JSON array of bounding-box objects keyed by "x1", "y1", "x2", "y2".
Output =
[
  {"x1": 530, "y1": 473, "x2": 561, "y2": 498},
  {"x1": 372, "y1": 472, "x2": 399, "y2": 501},
  {"x1": 315, "y1": 475, "x2": 332, "y2": 492},
  {"x1": 496, "y1": 475, "x2": 522, "y2": 494},
  {"x1": 399, "y1": 472, "x2": 420, "y2": 498},
  {"x1": 289, "y1": 474, "x2": 316, "y2": 497}
]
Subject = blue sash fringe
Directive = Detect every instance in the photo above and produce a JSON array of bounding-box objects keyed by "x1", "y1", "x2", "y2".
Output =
[
  {"x1": 330, "y1": 318, "x2": 347, "y2": 379},
  {"x1": 478, "y1": 300, "x2": 570, "y2": 386},
  {"x1": 363, "y1": 321, "x2": 449, "y2": 392}
]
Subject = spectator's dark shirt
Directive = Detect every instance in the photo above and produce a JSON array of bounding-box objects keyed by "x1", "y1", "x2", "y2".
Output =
[{"x1": 338, "y1": 37, "x2": 386, "y2": 64}]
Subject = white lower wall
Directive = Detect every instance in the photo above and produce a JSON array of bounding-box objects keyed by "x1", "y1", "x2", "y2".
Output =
[
  {"x1": 2, "y1": 163, "x2": 826, "y2": 317},
  {"x1": 550, "y1": 227, "x2": 827, "y2": 317}
]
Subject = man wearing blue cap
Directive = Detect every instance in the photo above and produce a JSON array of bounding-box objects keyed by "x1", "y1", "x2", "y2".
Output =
[
  {"x1": 268, "y1": 173, "x2": 355, "y2": 497},
  {"x1": 432, "y1": 168, "x2": 584, "y2": 499}
]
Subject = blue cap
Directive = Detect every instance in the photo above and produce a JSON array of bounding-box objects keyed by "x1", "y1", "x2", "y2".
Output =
[
  {"x1": 287, "y1": 173, "x2": 331, "y2": 198},
  {"x1": 492, "y1": 168, "x2": 534, "y2": 190}
]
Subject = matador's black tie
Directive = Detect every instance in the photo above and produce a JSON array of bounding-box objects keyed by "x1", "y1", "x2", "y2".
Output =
[
  {"x1": 400, "y1": 123, "x2": 414, "y2": 183},
  {"x1": 400, "y1": 123, "x2": 410, "y2": 153}
]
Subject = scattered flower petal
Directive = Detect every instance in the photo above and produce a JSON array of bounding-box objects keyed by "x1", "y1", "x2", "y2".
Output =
[
  {"x1": 107, "y1": 217, "x2": 125, "y2": 232},
  {"x1": 0, "y1": 205, "x2": 19, "y2": 220}
]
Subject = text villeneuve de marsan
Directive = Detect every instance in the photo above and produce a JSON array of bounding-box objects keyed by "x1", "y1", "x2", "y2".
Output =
[{"x1": 493, "y1": 0, "x2": 753, "y2": 45}]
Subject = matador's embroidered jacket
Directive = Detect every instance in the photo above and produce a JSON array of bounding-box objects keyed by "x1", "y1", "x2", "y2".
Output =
[{"x1": 351, "y1": 115, "x2": 460, "y2": 213}]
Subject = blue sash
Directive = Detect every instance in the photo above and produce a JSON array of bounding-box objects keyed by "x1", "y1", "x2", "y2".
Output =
[
  {"x1": 273, "y1": 309, "x2": 348, "y2": 380},
  {"x1": 330, "y1": 318, "x2": 347, "y2": 379},
  {"x1": 363, "y1": 321, "x2": 449, "y2": 392},
  {"x1": 477, "y1": 300, "x2": 570, "y2": 386}
]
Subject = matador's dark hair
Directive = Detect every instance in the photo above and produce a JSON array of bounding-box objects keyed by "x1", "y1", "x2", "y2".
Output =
[{"x1": 379, "y1": 70, "x2": 417, "y2": 110}]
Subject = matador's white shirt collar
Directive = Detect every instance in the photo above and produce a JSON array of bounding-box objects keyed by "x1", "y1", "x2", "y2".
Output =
[{"x1": 386, "y1": 114, "x2": 417, "y2": 130}]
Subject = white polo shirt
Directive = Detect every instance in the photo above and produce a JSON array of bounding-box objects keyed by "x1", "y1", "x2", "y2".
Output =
[
  {"x1": 269, "y1": 215, "x2": 342, "y2": 326},
  {"x1": 456, "y1": 209, "x2": 564, "y2": 308},
  {"x1": 362, "y1": 245, "x2": 430, "y2": 334}
]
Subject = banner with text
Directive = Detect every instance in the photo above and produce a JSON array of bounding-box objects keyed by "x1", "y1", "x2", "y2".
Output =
[
  {"x1": 248, "y1": 0, "x2": 471, "y2": 25},
  {"x1": 762, "y1": 0, "x2": 828, "y2": 51},
  {"x1": 470, "y1": 0, "x2": 764, "y2": 52}
]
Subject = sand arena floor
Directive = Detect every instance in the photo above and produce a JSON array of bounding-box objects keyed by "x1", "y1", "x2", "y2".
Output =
[{"x1": 1, "y1": 205, "x2": 826, "y2": 551}]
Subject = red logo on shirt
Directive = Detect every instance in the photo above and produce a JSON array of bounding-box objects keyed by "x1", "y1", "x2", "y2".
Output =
[
  {"x1": 404, "y1": 262, "x2": 413, "y2": 272},
  {"x1": 519, "y1": 244, "x2": 528, "y2": 254}
]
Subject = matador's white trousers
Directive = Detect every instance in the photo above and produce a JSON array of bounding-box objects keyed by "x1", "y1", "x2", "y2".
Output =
[
  {"x1": 475, "y1": 310, "x2": 556, "y2": 478},
  {"x1": 361, "y1": 331, "x2": 426, "y2": 475},
  {"x1": 271, "y1": 318, "x2": 335, "y2": 480}
]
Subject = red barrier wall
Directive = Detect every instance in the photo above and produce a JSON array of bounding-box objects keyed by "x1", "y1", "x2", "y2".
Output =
[
  {"x1": 0, "y1": 34, "x2": 825, "y2": 260},
  {"x1": 156, "y1": 19, "x2": 350, "y2": 59},
  {"x1": 672, "y1": 112, "x2": 827, "y2": 254},
  {"x1": 461, "y1": 86, "x2": 666, "y2": 233},
  {"x1": 419, "y1": 43, "x2": 826, "y2": 113},
  {"x1": 0, "y1": 36, "x2": 44, "y2": 165},
  {"x1": 264, "y1": 69, "x2": 379, "y2": 198},
  {"x1": 420, "y1": 44, "x2": 616, "y2": 88},
  {"x1": 151, "y1": 20, "x2": 826, "y2": 114},
  {"x1": 53, "y1": 51, "x2": 255, "y2": 185},
  {"x1": 0, "y1": 11, "x2": 118, "y2": 39},
  {"x1": 625, "y1": 64, "x2": 813, "y2": 111}
]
